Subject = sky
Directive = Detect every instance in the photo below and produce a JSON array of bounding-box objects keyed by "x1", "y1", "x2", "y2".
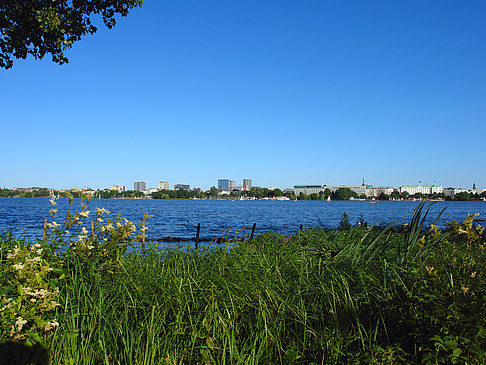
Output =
[{"x1": 1, "y1": 0, "x2": 485, "y2": 190}]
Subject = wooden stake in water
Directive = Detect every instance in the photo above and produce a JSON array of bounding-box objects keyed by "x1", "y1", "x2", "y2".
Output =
[
  {"x1": 250, "y1": 223, "x2": 256, "y2": 240},
  {"x1": 43, "y1": 219, "x2": 47, "y2": 240},
  {"x1": 142, "y1": 226, "x2": 146, "y2": 254},
  {"x1": 91, "y1": 221, "x2": 94, "y2": 238},
  {"x1": 195, "y1": 222, "x2": 201, "y2": 249}
]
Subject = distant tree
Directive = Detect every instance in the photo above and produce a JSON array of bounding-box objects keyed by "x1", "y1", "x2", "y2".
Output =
[
  {"x1": 390, "y1": 191, "x2": 400, "y2": 200},
  {"x1": 1, "y1": 0, "x2": 143, "y2": 69},
  {"x1": 209, "y1": 186, "x2": 219, "y2": 198},
  {"x1": 377, "y1": 193, "x2": 389, "y2": 201},
  {"x1": 401, "y1": 191, "x2": 410, "y2": 200},
  {"x1": 310, "y1": 193, "x2": 319, "y2": 200},
  {"x1": 413, "y1": 193, "x2": 424, "y2": 200},
  {"x1": 323, "y1": 188, "x2": 332, "y2": 198},
  {"x1": 332, "y1": 188, "x2": 358, "y2": 201},
  {"x1": 273, "y1": 188, "x2": 283, "y2": 197},
  {"x1": 454, "y1": 192, "x2": 470, "y2": 201}
]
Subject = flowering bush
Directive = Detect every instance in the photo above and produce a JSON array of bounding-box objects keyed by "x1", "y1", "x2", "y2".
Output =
[{"x1": 0, "y1": 241, "x2": 60, "y2": 344}]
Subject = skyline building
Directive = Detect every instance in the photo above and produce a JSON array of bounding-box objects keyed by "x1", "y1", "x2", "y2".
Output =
[
  {"x1": 134, "y1": 181, "x2": 146, "y2": 191},
  {"x1": 218, "y1": 179, "x2": 230, "y2": 191},
  {"x1": 158, "y1": 181, "x2": 170, "y2": 190},
  {"x1": 243, "y1": 179, "x2": 252, "y2": 191},
  {"x1": 112, "y1": 185, "x2": 125, "y2": 192},
  {"x1": 174, "y1": 184, "x2": 190, "y2": 191}
]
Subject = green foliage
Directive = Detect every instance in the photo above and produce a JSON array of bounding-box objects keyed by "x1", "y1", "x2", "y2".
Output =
[
  {"x1": 0, "y1": 0, "x2": 143, "y2": 69},
  {"x1": 0, "y1": 201, "x2": 485, "y2": 363}
]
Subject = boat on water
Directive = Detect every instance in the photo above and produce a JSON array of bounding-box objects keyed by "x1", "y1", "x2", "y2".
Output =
[{"x1": 327, "y1": 196, "x2": 331, "y2": 203}]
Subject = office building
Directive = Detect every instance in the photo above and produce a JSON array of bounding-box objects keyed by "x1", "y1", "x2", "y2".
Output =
[
  {"x1": 158, "y1": 181, "x2": 170, "y2": 190},
  {"x1": 218, "y1": 179, "x2": 231, "y2": 191},
  {"x1": 293, "y1": 185, "x2": 324, "y2": 196},
  {"x1": 243, "y1": 179, "x2": 252, "y2": 191},
  {"x1": 134, "y1": 181, "x2": 146, "y2": 191},
  {"x1": 174, "y1": 184, "x2": 190, "y2": 191}
]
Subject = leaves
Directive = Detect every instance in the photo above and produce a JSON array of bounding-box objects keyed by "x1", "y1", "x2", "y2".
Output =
[{"x1": 0, "y1": 0, "x2": 143, "y2": 69}]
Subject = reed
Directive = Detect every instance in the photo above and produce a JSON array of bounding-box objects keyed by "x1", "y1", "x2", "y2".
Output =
[{"x1": 0, "y1": 201, "x2": 484, "y2": 364}]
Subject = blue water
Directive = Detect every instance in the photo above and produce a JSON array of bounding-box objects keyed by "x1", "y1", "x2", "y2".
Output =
[{"x1": 0, "y1": 198, "x2": 485, "y2": 242}]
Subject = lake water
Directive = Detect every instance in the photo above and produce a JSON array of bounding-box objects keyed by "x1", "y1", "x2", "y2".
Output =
[{"x1": 1, "y1": 198, "x2": 485, "y2": 243}]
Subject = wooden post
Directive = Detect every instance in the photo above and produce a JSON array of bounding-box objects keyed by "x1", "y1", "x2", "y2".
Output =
[
  {"x1": 141, "y1": 225, "x2": 146, "y2": 254},
  {"x1": 195, "y1": 222, "x2": 201, "y2": 249},
  {"x1": 91, "y1": 221, "x2": 94, "y2": 238},
  {"x1": 250, "y1": 223, "x2": 256, "y2": 240},
  {"x1": 43, "y1": 219, "x2": 47, "y2": 240},
  {"x1": 300, "y1": 224, "x2": 303, "y2": 232}
]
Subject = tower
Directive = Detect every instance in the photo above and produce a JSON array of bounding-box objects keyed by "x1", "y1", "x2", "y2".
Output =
[{"x1": 473, "y1": 182, "x2": 476, "y2": 190}]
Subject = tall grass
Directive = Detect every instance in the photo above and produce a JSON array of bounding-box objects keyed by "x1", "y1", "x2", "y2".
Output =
[{"x1": 1, "y1": 202, "x2": 485, "y2": 363}]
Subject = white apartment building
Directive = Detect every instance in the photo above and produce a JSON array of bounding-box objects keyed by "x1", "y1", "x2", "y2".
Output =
[
  {"x1": 158, "y1": 181, "x2": 170, "y2": 190},
  {"x1": 400, "y1": 185, "x2": 443, "y2": 195},
  {"x1": 112, "y1": 185, "x2": 125, "y2": 192},
  {"x1": 366, "y1": 187, "x2": 394, "y2": 197}
]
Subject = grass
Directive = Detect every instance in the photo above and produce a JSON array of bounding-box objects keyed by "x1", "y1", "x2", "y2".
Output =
[{"x1": 1, "y1": 202, "x2": 485, "y2": 364}]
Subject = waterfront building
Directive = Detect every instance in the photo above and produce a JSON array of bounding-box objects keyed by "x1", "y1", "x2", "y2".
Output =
[
  {"x1": 366, "y1": 187, "x2": 394, "y2": 198},
  {"x1": 243, "y1": 179, "x2": 252, "y2": 191},
  {"x1": 230, "y1": 181, "x2": 237, "y2": 190},
  {"x1": 324, "y1": 185, "x2": 368, "y2": 196},
  {"x1": 112, "y1": 185, "x2": 125, "y2": 192},
  {"x1": 399, "y1": 185, "x2": 443, "y2": 195},
  {"x1": 134, "y1": 181, "x2": 146, "y2": 191},
  {"x1": 174, "y1": 184, "x2": 190, "y2": 191},
  {"x1": 293, "y1": 185, "x2": 324, "y2": 196},
  {"x1": 158, "y1": 181, "x2": 170, "y2": 190},
  {"x1": 218, "y1": 179, "x2": 231, "y2": 191}
]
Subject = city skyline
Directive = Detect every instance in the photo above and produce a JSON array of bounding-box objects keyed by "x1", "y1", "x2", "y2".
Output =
[
  {"x1": 1, "y1": 178, "x2": 483, "y2": 192},
  {"x1": 2, "y1": 1, "x2": 485, "y2": 190}
]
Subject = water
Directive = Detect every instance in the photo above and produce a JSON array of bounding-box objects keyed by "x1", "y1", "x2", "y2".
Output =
[{"x1": 0, "y1": 198, "x2": 485, "y2": 242}]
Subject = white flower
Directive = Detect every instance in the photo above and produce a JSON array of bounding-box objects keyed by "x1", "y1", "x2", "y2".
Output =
[
  {"x1": 79, "y1": 211, "x2": 90, "y2": 218},
  {"x1": 97, "y1": 217, "x2": 103, "y2": 222},
  {"x1": 33, "y1": 243, "x2": 41, "y2": 248},
  {"x1": 15, "y1": 317, "x2": 28, "y2": 332},
  {"x1": 12, "y1": 264, "x2": 24, "y2": 271},
  {"x1": 81, "y1": 227, "x2": 89, "y2": 235},
  {"x1": 36, "y1": 249, "x2": 43, "y2": 255},
  {"x1": 47, "y1": 221, "x2": 60, "y2": 229},
  {"x1": 78, "y1": 235, "x2": 86, "y2": 242},
  {"x1": 49, "y1": 199, "x2": 57, "y2": 206},
  {"x1": 44, "y1": 321, "x2": 59, "y2": 331}
]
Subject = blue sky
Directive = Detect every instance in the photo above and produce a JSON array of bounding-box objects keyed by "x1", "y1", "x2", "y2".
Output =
[{"x1": 1, "y1": 0, "x2": 485, "y2": 190}]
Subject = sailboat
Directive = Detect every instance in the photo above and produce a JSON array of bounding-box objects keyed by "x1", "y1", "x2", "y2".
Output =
[{"x1": 327, "y1": 195, "x2": 331, "y2": 203}]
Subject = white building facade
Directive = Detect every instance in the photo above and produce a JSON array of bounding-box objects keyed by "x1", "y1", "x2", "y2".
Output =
[{"x1": 399, "y1": 185, "x2": 443, "y2": 195}]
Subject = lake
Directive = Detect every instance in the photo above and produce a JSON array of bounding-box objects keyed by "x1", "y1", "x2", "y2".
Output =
[{"x1": 1, "y1": 198, "x2": 485, "y2": 243}]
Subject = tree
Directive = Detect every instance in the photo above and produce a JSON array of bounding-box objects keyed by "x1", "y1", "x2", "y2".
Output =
[
  {"x1": 0, "y1": 0, "x2": 143, "y2": 69},
  {"x1": 332, "y1": 188, "x2": 358, "y2": 201}
]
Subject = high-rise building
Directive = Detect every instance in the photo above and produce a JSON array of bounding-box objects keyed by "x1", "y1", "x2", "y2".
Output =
[
  {"x1": 243, "y1": 179, "x2": 252, "y2": 191},
  {"x1": 218, "y1": 179, "x2": 230, "y2": 191},
  {"x1": 134, "y1": 181, "x2": 146, "y2": 191},
  {"x1": 158, "y1": 181, "x2": 170, "y2": 190},
  {"x1": 230, "y1": 181, "x2": 237, "y2": 190},
  {"x1": 174, "y1": 184, "x2": 190, "y2": 191}
]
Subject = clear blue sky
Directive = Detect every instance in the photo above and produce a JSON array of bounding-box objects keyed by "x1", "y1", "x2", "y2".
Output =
[{"x1": 2, "y1": 0, "x2": 485, "y2": 190}]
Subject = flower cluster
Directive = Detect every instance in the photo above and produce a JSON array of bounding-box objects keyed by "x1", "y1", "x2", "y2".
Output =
[{"x1": 1, "y1": 242, "x2": 60, "y2": 341}]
